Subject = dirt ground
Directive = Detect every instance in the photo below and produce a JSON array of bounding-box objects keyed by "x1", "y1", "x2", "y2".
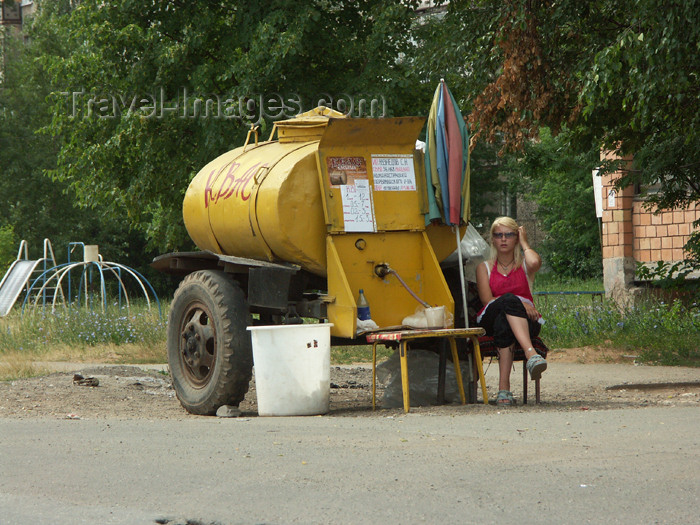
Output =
[{"x1": 1, "y1": 346, "x2": 698, "y2": 419}]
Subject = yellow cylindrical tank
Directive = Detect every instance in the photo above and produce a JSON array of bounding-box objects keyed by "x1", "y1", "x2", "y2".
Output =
[
  {"x1": 183, "y1": 113, "x2": 334, "y2": 276},
  {"x1": 183, "y1": 109, "x2": 463, "y2": 284}
]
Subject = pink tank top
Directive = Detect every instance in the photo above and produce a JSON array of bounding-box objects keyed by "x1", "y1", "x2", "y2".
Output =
[
  {"x1": 488, "y1": 262, "x2": 533, "y2": 302},
  {"x1": 477, "y1": 261, "x2": 534, "y2": 320}
]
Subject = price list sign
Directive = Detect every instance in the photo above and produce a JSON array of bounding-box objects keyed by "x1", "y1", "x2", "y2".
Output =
[{"x1": 341, "y1": 179, "x2": 376, "y2": 232}]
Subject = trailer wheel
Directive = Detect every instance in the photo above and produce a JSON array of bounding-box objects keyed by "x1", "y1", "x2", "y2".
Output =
[{"x1": 167, "y1": 270, "x2": 253, "y2": 415}]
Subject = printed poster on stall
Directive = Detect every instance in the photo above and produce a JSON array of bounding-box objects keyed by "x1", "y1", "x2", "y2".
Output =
[{"x1": 371, "y1": 154, "x2": 416, "y2": 191}]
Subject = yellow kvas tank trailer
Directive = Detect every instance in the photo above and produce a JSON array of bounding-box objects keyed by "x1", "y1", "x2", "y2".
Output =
[{"x1": 153, "y1": 107, "x2": 464, "y2": 414}]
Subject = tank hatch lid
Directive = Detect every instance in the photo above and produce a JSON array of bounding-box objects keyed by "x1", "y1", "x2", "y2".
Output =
[
  {"x1": 273, "y1": 106, "x2": 348, "y2": 143},
  {"x1": 315, "y1": 116, "x2": 428, "y2": 233}
]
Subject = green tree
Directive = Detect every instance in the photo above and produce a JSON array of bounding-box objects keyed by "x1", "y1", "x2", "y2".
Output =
[
  {"x1": 514, "y1": 128, "x2": 602, "y2": 278},
  {"x1": 29, "y1": 0, "x2": 424, "y2": 253},
  {"x1": 417, "y1": 0, "x2": 700, "y2": 265},
  {"x1": 0, "y1": 225, "x2": 17, "y2": 274},
  {"x1": 577, "y1": 1, "x2": 700, "y2": 265},
  {"x1": 0, "y1": 21, "x2": 149, "y2": 270}
]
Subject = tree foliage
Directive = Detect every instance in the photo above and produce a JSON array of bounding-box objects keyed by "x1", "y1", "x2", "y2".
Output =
[
  {"x1": 420, "y1": 0, "x2": 700, "y2": 265},
  {"x1": 0, "y1": 225, "x2": 17, "y2": 274},
  {"x1": 3, "y1": 0, "x2": 698, "y2": 276},
  {"x1": 28, "y1": 0, "x2": 424, "y2": 253},
  {"x1": 1, "y1": 24, "x2": 131, "y2": 267},
  {"x1": 515, "y1": 128, "x2": 602, "y2": 278}
]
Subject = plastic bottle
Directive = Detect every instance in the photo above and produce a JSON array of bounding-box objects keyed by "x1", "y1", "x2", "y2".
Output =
[{"x1": 357, "y1": 289, "x2": 371, "y2": 320}]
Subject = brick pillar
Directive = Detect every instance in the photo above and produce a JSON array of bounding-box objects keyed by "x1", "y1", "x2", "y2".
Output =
[{"x1": 600, "y1": 151, "x2": 635, "y2": 303}]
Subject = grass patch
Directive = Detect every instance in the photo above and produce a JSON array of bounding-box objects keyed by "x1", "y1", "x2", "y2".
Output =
[
  {"x1": 1, "y1": 304, "x2": 165, "y2": 349},
  {"x1": 535, "y1": 274, "x2": 605, "y2": 293},
  {"x1": 0, "y1": 303, "x2": 382, "y2": 380},
  {"x1": 0, "y1": 303, "x2": 166, "y2": 371},
  {"x1": 0, "y1": 356, "x2": 50, "y2": 381},
  {"x1": 537, "y1": 279, "x2": 699, "y2": 366},
  {"x1": 331, "y1": 344, "x2": 393, "y2": 365},
  {"x1": 1, "y1": 281, "x2": 698, "y2": 383}
]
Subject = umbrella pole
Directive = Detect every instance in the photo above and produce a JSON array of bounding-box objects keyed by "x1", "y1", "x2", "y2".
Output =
[{"x1": 455, "y1": 226, "x2": 469, "y2": 328}]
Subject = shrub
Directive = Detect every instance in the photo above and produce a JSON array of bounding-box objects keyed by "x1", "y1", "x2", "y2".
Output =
[{"x1": 0, "y1": 225, "x2": 17, "y2": 276}]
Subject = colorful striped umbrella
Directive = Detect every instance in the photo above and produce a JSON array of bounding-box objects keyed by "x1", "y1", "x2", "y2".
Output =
[
  {"x1": 424, "y1": 80, "x2": 470, "y2": 226},
  {"x1": 424, "y1": 80, "x2": 472, "y2": 325}
]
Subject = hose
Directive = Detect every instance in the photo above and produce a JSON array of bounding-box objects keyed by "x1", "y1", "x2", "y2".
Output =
[{"x1": 386, "y1": 268, "x2": 431, "y2": 309}]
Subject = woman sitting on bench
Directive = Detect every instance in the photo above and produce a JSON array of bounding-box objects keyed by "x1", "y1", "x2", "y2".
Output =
[{"x1": 475, "y1": 216, "x2": 548, "y2": 407}]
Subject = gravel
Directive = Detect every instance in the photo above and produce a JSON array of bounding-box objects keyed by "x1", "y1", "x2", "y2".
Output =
[{"x1": 1, "y1": 347, "x2": 698, "y2": 420}]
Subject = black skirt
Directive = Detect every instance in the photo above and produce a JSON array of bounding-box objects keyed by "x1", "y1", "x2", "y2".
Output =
[{"x1": 477, "y1": 293, "x2": 541, "y2": 348}]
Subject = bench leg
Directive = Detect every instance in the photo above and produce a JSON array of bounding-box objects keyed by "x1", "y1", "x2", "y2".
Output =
[
  {"x1": 449, "y1": 337, "x2": 466, "y2": 405},
  {"x1": 522, "y1": 360, "x2": 528, "y2": 405},
  {"x1": 437, "y1": 340, "x2": 447, "y2": 404},
  {"x1": 399, "y1": 341, "x2": 410, "y2": 413},
  {"x1": 372, "y1": 342, "x2": 378, "y2": 410},
  {"x1": 521, "y1": 359, "x2": 542, "y2": 404},
  {"x1": 468, "y1": 336, "x2": 489, "y2": 405},
  {"x1": 468, "y1": 352, "x2": 478, "y2": 404}
]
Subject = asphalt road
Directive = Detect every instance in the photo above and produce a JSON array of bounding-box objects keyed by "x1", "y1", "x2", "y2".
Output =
[{"x1": 2, "y1": 405, "x2": 699, "y2": 524}]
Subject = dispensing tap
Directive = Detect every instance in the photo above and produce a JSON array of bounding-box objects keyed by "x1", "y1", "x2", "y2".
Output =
[
  {"x1": 374, "y1": 263, "x2": 391, "y2": 278},
  {"x1": 374, "y1": 263, "x2": 430, "y2": 308}
]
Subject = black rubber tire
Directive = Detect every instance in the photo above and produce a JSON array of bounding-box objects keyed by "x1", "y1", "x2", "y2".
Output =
[{"x1": 167, "y1": 270, "x2": 253, "y2": 415}]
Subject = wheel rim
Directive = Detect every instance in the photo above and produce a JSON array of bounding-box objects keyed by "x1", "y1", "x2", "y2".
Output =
[{"x1": 179, "y1": 301, "x2": 217, "y2": 388}]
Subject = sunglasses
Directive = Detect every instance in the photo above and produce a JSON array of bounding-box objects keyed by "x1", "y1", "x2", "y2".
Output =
[{"x1": 492, "y1": 232, "x2": 517, "y2": 240}]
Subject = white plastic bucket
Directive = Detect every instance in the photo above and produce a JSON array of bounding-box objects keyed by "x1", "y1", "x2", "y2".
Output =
[{"x1": 247, "y1": 323, "x2": 333, "y2": 416}]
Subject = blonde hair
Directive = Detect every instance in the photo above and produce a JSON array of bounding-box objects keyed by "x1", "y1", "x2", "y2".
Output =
[{"x1": 488, "y1": 216, "x2": 523, "y2": 269}]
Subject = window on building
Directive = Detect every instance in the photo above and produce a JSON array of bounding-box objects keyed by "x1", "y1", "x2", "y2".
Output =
[{"x1": 1, "y1": 0, "x2": 22, "y2": 26}]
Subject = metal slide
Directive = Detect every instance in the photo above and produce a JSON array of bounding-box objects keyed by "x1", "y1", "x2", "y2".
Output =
[
  {"x1": 0, "y1": 259, "x2": 41, "y2": 316},
  {"x1": 0, "y1": 239, "x2": 58, "y2": 317}
]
